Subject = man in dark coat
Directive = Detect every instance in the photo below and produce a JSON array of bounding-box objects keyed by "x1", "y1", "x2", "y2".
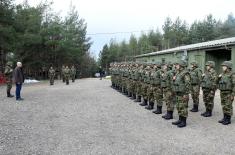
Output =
[{"x1": 13, "y1": 62, "x2": 24, "y2": 101}]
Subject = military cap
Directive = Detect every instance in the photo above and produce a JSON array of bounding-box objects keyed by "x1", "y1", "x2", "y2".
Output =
[
  {"x1": 205, "y1": 61, "x2": 215, "y2": 68},
  {"x1": 221, "y1": 61, "x2": 233, "y2": 69}
]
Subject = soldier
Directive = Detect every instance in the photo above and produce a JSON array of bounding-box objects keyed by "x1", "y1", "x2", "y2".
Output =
[
  {"x1": 201, "y1": 61, "x2": 217, "y2": 117},
  {"x1": 4, "y1": 61, "x2": 14, "y2": 97},
  {"x1": 189, "y1": 61, "x2": 202, "y2": 112},
  {"x1": 48, "y1": 66, "x2": 55, "y2": 85},
  {"x1": 161, "y1": 62, "x2": 174, "y2": 120},
  {"x1": 172, "y1": 60, "x2": 190, "y2": 128},
  {"x1": 139, "y1": 63, "x2": 149, "y2": 106},
  {"x1": 64, "y1": 66, "x2": 71, "y2": 85},
  {"x1": 130, "y1": 62, "x2": 137, "y2": 100},
  {"x1": 134, "y1": 62, "x2": 143, "y2": 102},
  {"x1": 152, "y1": 62, "x2": 163, "y2": 114},
  {"x1": 71, "y1": 65, "x2": 76, "y2": 82},
  {"x1": 61, "y1": 65, "x2": 66, "y2": 82},
  {"x1": 218, "y1": 61, "x2": 235, "y2": 125},
  {"x1": 145, "y1": 63, "x2": 155, "y2": 110}
]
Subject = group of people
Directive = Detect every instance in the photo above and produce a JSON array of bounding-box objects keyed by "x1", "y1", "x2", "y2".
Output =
[
  {"x1": 49, "y1": 65, "x2": 77, "y2": 85},
  {"x1": 4, "y1": 61, "x2": 24, "y2": 101},
  {"x1": 4, "y1": 62, "x2": 77, "y2": 101},
  {"x1": 109, "y1": 60, "x2": 235, "y2": 128}
]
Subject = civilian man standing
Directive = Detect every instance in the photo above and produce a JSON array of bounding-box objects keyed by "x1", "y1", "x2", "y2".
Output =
[{"x1": 13, "y1": 62, "x2": 24, "y2": 101}]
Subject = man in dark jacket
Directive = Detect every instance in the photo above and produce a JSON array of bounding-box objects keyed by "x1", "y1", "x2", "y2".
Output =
[{"x1": 13, "y1": 62, "x2": 24, "y2": 101}]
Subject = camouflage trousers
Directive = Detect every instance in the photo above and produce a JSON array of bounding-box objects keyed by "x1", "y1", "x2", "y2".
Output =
[
  {"x1": 202, "y1": 89, "x2": 215, "y2": 111},
  {"x1": 220, "y1": 91, "x2": 234, "y2": 116},
  {"x1": 131, "y1": 80, "x2": 137, "y2": 94},
  {"x1": 152, "y1": 85, "x2": 163, "y2": 106},
  {"x1": 49, "y1": 76, "x2": 54, "y2": 85},
  {"x1": 65, "y1": 76, "x2": 69, "y2": 85},
  {"x1": 190, "y1": 85, "x2": 200, "y2": 105},
  {"x1": 116, "y1": 76, "x2": 121, "y2": 87},
  {"x1": 71, "y1": 74, "x2": 76, "y2": 82},
  {"x1": 163, "y1": 88, "x2": 174, "y2": 111},
  {"x1": 135, "y1": 81, "x2": 142, "y2": 96},
  {"x1": 141, "y1": 83, "x2": 149, "y2": 100},
  {"x1": 126, "y1": 79, "x2": 133, "y2": 93},
  {"x1": 120, "y1": 77, "x2": 126, "y2": 89},
  {"x1": 176, "y1": 94, "x2": 189, "y2": 117},
  {"x1": 6, "y1": 81, "x2": 13, "y2": 92},
  {"x1": 147, "y1": 84, "x2": 154, "y2": 102}
]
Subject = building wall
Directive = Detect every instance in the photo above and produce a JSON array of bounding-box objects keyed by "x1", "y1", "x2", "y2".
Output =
[
  {"x1": 188, "y1": 50, "x2": 205, "y2": 70},
  {"x1": 136, "y1": 45, "x2": 235, "y2": 72},
  {"x1": 232, "y1": 47, "x2": 235, "y2": 72}
]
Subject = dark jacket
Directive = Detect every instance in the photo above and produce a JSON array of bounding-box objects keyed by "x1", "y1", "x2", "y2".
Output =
[{"x1": 13, "y1": 67, "x2": 24, "y2": 84}]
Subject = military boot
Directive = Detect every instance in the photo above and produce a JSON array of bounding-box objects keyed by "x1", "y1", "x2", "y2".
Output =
[
  {"x1": 222, "y1": 114, "x2": 231, "y2": 125},
  {"x1": 177, "y1": 116, "x2": 187, "y2": 128},
  {"x1": 7, "y1": 91, "x2": 14, "y2": 98},
  {"x1": 139, "y1": 99, "x2": 148, "y2": 106},
  {"x1": 218, "y1": 114, "x2": 225, "y2": 123},
  {"x1": 135, "y1": 96, "x2": 141, "y2": 102},
  {"x1": 152, "y1": 106, "x2": 162, "y2": 114},
  {"x1": 201, "y1": 108, "x2": 209, "y2": 117},
  {"x1": 145, "y1": 101, "x2": 154, "y2": 110},
  {"x1": 132, "y1": 94, "x2": 136, "y2": 100},
  {"x1": 190, "y1": 104, "x2": 198, "y2": 112},
  {"x1": 203, "y1": 109, "x2": 212, "y2": 117},
  {"x1": 164, "y1": 111, "x2": 173, "y2": 120},
  {"x1": 172, "y1": 116, "x2": 182, "y2": 125},
  {"x1": 128, "y1": 92, "x2": 132, "y2": 98}
]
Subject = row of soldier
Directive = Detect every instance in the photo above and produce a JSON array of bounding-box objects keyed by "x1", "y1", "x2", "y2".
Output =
[
  {"x1": 109, "y1": 60, "x2": 235, "y2": 128},
  {"x1": 48, "y1": 65, "x2": 77, "y2": 85}
]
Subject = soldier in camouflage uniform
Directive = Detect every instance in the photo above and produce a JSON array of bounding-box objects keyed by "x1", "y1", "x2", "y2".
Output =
[
  {"x1": 127, "y1": 63, "x2": 133, "y2": 98},
  {"x1": 48, "y1": 66, "x2": 55, "y2": 85},
  {"x1": 172, "y1": 60, "x2": 190, "y2": 128},
  {"x1": 218, "y1": 61, "x2": 235, "y2": 125},
  {"x1": 135, "y1": 63, "x2": 143, "y2": 102},
  {"x1": 130, "y1": 63, "x2": 138, "y2": 100},
  {"x1": 201, "y1": 61, "x2": 217, "y2": 117},
  {"x1": 189, "y1": 62, "x2": 202, "y2": 112},
  {"x1": 145, "y1": 63, "x2": 155, "y2": 110},
  {"x1": 139, "y1": 63, "x2": 149, "y2": 106},
  {"x1": 70, "y1": 65, "x2": 76, "y2": 82},
  {"x1": 64, "y1": 66, "x2": 71, "y2": 85},
  {"x1": 152, "y1": 62, "x2": 163, "y2": 114},
  {"x1": 161, "y1": 62, "x2": 174, "y2": 120},
  {"x1": 61, "y1": 65, "x2": 66, "y2": 82},
  {"x1": 4, "y1": 61, "x2": 14, "y2": 97}
]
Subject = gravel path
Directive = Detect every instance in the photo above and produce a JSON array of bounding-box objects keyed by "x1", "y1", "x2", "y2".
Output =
[{"x1": 0, "y1": 78, "x2": 235, "y2": 155}]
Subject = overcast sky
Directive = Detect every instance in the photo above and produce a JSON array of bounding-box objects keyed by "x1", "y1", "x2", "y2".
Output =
[{"x1": 15, "y1": 0, "x2": 235, "y2": 58}]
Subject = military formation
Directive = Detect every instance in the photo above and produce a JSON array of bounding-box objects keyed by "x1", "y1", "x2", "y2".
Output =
[
  {"x1": 49, "y1": 65, "x2": 77, "y2": 85},
  {"x1": 109, "y1": 60, "x2": 235, "y2": 127}
]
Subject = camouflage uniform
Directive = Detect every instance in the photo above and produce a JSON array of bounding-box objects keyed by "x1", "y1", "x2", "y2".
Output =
[
  {"x1": 130, "y1": 63, "x2": 138, "y2": 100},
  {"x1": 218, "y1": 61, "x2": 235, "y2": 125},
  {"x1": 139, "y1": 63, "x2": 149, "y2": 106},
  {"x1": 48, "y1": 67, "x2": 55, "y2": 85},
  {"x1": 161, "y1": 63, "x2": 174, "y2": 120},
  {"x1": 189, "y1": 62, "x2": 202, "y2": 112},
  {"x1": 135, "y1": 63, "x2": 143, "y2": 102},
  {"x1": 201, "y1": 61, "x2": 217, "y2": 117},
  {"x1": 172, "y1": 60, "x2": 190, "y2": 128},
  {"x1": 4, "y1": 61, "x2": 14, "y2": 97},
  {"x1": 70, "y1": 66, "x2": 76, "y2": 82},
  {"x1": 152, "y1": 63, "x2": 163, "y2": 114},
  {"x1": 145, "y1": 64, "x2": 155, "y2": 110},
  {"x1": 64, "y1": 66, "x2": 71, "y2": 85}
]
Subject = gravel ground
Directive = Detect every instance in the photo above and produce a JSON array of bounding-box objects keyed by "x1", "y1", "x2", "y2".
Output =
[{"x1": 0, "y1": 78, "x2": 235, "y2": 155}]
